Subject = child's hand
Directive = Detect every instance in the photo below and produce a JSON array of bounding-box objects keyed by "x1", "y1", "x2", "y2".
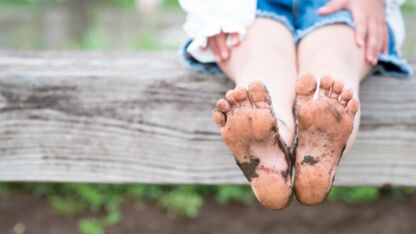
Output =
[
  {"x1": 206, "y1": 32, "x2": 240, "y2": 62},
  {"x1": 318, "y1": 0, "x2": 388, "y2": 65}
]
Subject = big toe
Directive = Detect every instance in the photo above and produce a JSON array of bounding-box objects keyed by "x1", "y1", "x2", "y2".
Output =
[
  {"x1": 296, "y1": 73, "x2": 317, "y2": 97},
  {"x1": 248, "y1": 81, "x2": 272, "y2": 109}
]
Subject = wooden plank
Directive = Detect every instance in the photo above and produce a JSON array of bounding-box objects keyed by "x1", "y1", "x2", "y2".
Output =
[{"x1": 0, "y1": 51, "x2": 415, "y2": 186}]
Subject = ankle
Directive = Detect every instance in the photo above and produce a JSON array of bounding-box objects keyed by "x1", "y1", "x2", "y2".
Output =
[{"x1": 277, "y1": 118, "x2": 295, "y2": 146}]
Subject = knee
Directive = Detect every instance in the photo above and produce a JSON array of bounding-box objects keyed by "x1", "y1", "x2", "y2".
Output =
[
  {"x1": 308, "y1": 49, "x2": 349, "y2": 69},
  {"x1": 302, "y1": 51, "x2": 355, "y2": 80}
]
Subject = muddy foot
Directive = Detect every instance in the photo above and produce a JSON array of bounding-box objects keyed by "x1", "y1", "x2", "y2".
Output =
[
  {"x1": 213, "y1": 81, "x2": 292, "y2": 210},
  {"x1": 294, "y1": 74, "x2": 359, "y2": 205}
]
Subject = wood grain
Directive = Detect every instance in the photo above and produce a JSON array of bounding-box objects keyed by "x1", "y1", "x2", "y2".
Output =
[{"x1": 0, "y1": 52, "x2": 415, "y2": 186}]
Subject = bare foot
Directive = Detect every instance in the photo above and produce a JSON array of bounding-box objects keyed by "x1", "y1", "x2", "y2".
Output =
[
  {"x1": 213, "y1": 81, "x2": 292, "y2": 210},
  {"x1": 294, "y1": 74, "x2": 359, "y2": 205}
]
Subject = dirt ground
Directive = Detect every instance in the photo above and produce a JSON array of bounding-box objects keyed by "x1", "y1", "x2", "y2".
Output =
[{"x1": 1, "y1": 193, "x2": 416, "y2": 234}]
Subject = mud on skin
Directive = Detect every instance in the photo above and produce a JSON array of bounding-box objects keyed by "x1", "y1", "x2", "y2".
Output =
[
  {"x1": 235, "y1": 156, "x2": 260, "y2": 182},
  {"x1": 301, "y1": 155, "x2": 319, "y2": 166},
  {"x1": 213, "y1": 81, "x2": 293, "y2": 210},
  {"x1": 294, "y1": 74, "x2": 359, "y2": 206}
]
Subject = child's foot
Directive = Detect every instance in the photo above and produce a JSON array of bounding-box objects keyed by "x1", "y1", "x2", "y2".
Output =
[
  {"x1": 213, "y1": 81, "x2": 292, "y2": 210},
  {"x1": 294, "y1": 74, "x2": 359, "y2": 205}
]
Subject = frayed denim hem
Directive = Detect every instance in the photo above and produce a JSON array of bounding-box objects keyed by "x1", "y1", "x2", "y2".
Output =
[
  {"x1": 179, "y1": 39, "x2": 226, "y2": 78},
  {"x1": 373, "y1": 54, "x2": 414, "y2": 78},
  {"x1": 178, "y1": 13, "x2": 413, "y2": 79},
  {"x1": 295, "y1": 17, "x2": 355, "y2": 43},
  {"x1": 256, "y1": 10, "x2": 295, "y2": 33},
  {"x1": 295, "y1": 17, "x2": 413, "y2": 78}
]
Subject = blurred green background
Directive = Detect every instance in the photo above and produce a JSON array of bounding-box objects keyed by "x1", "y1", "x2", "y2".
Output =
[{"x1": 0, "y1": 0, "x2": 415, "y2": 234}]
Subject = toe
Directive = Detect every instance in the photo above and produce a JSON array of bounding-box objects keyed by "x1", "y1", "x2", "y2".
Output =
[
  {"x1": 296, "y1": 73, "x2": 317, "y2": 96},
  {"x1": 213, "y1": 110, "x2": 226, "y2": 126},
  {"x1": 233, "y1": 86, "x2": 251, "y2": 107},
  {"x1": 233, "y1": 86, "x2": 248, "y2": 102},
  {"x1": 346, "y1": 99, "x2": 359, "y2": 116},
  {"x1": 225, "y1": 90, "x2": 237, "y2": 105},
  {"x1": 319, "y1": 75, "x2": 333, "y2": 96},
  {"x1": 340, "y1": 88, "x2": 353, "y2": 107},
  {"x1": 330, "y1": 80, "x2": 344, "y2": 99},
  {"x1": 216, "y1": 99, "x2": 230, "y2": 113},
  {"x1": 248, "y1": 81, "x2": 272, "y2": 109}
]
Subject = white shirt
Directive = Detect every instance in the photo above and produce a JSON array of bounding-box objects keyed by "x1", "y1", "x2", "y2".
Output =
[{"x1": 179, "y1": 0, "x2": 406, "y2": 63}]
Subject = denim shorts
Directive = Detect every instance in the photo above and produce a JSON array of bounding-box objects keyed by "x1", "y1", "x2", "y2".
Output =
[{"x1": 181, "y1": 0, "x2": 413, "y2": 78}]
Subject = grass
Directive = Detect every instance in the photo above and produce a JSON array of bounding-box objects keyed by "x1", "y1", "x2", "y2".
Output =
[
  {"x1": 0, "y1": 183, "x2": 254, "y2": 233},
  {"x1": 403, "y1": 0, "x2": 416, "y2": 12},
  {"x1": 4, "y1": 182, "x2": 412, "y2": 233}
]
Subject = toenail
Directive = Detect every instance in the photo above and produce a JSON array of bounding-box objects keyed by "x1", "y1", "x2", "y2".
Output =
[
  {"x1": 217, "y1": 99, "x2": 230, "y2": 112},
  {"x1": 333, "y1": 81, "x2": 344, "y2": 93},
  {"x1": 213, "y1": 111, "x2": 226, "y2": 125},
  {"x1": 225, "y1": 91, "x2": 236, "y2": 104},
  {"x1": 320, "y1": 76, "x2": 333, "y2": 89}
]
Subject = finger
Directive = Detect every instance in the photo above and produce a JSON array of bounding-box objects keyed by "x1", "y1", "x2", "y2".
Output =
[
  {"x1": 382, "y1": 23, "x2": 389, "y2": 54},
  {"x1": 208, "y1": 37, "x2": 222, "y2": 62},
  {"x1": 374, "y1": 21, "x2": 386, "y2": 63},
  {"x1": 352, "y1": 13, "x2": 366, "y2": 47},
  {"x1": 200, "y1": 42, "x2": 208, "y2": 51},
  {"x1": 366, "y1": 20, "x2": 380, "y2": 65},
  {"x1": 215, "y1": 32, "x2": 229, "y2": 60},
  {"x1": 229, "y1": 32, "x2": 240, "y2": 47},
  {"x1": 318, "y1": 0, "x2": 346, "y2": 15}
]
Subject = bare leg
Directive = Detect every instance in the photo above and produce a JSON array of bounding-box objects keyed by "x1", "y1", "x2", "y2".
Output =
[
  {"x1": 212, "y1": 18, "x2": 297, "y2": 209},
  {"x1": 219, "y1": 18, "x2": 297, "y2": 144},
  {"x1": 294, "y1": 24, "x2": 372, "y2": 205}
]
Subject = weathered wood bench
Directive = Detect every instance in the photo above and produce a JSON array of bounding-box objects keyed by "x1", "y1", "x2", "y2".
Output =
[{"x1": 0, "y1": 52, "x2": 415, "y2": 186}]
